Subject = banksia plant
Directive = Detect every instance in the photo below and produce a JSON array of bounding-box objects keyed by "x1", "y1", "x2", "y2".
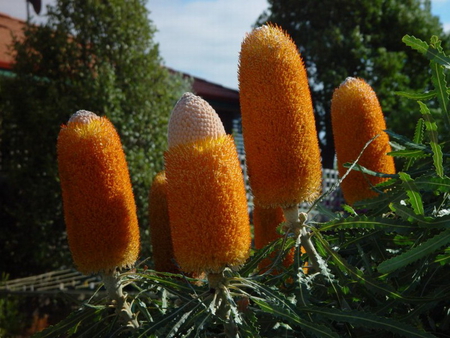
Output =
[
  {"x1": 148, "y1": 170, "x2": 178, "y2": 273},
  {"x1": 57, "y1": 110, "x2": 140, "y2": 275},
  {"x1": 164, "y1": 93, "x2": 251, "y2": 277},
  {"x1": 238, "y1": 24, "x2": 322, "y2": 210},
  {"x1": 57, "y1": 110, "x2": 140, "y2": 327},
  {"x1": 331, "y1": 77, "x2": 396, "y2": 205}
]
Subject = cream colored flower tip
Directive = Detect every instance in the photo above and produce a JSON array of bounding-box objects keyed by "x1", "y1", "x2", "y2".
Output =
[
  {"x1": 167, "y1": 92, "x2": 226, "y2": 148},
  {"x1": 68, "y1": 110, "x2": 100, "y2": 124}
]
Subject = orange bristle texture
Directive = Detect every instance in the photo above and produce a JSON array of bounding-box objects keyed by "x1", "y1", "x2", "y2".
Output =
[
  {"x1": 57, "y1": 110, "x2": 140, "y2": 274},
  {"x1": 148, "y1": 171, "x2": 178, "y2": 273},
  {"x1": 253, "y1": 205, "x2": 295, "y2": 272},
  {"x1": 165, "y1": 135, "x2": 251, "y2": 275},
  {"x1": 331, "y1": 77, "x2": 396, "y2": 205},
  {"x1": 238, "y1": 24, "x2": 322, "y2": 209}
]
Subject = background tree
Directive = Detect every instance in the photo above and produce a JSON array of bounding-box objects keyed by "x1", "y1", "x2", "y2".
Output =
[
  {"x1": 256, "y1": 0, "x2": 450, "y2": 168},
  {"x1": 0, "y1": 0, "x2": 190, "y2": 277}
]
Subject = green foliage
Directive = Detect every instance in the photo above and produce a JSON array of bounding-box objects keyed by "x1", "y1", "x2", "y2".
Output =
[
  {"x1": 0, "y1": 0, "x2": 191, "y2": 276},
  {"x1": 255, "y1": 0, "x2": 450, "y2": 168},
  {"x1": 33, "y1": 34, "x2": 450, "y2": 338}
]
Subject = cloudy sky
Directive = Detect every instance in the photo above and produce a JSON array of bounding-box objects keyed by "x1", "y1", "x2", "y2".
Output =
[{"x1": 1, "y1": 0, "x2": 449, "y2": 90}]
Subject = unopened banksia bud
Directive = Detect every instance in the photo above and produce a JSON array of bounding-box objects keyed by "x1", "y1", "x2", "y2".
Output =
[
  {"x1": 57, "y1": 110, "x2": 140, "y2": 274},
  {"x1": 331, "y1": 77, "x2": 396, "y2": 205},
  {"x1": 238, "y1": 24, "x2": 322, "y2": 209},
  {"x1": 165, "y1": 93, "x2": 251, "y2": 275},
  {"x1": 148, "y1": 171, "x2": 178, "y2": 273}
]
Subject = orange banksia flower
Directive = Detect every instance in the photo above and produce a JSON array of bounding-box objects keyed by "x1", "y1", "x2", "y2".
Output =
[
  {"x1": 57, "y1": 110, "x2": 140, "y2": 274},
  {"x1": 253, "y1": 205, "x2": 295, "y2": 272},
  {"x1": 148, "y1": 171, "x2": 178, "y2": 273},
  {"x1": 165, "y1": 93, "x2": 251, "y2": 275},
  {"x1": 238, "y1": 24, "x2": 322, "y2": 209},
  {"x1": 331, "y1": 77, "x2": 396, "y2": 205}
]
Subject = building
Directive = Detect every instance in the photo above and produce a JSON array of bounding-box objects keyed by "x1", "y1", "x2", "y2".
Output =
[{"x1": 0, "y1": 12, "x2": 241, "y2": 135}]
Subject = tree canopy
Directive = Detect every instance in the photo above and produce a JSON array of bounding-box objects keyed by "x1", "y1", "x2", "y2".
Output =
[
  {"x1": 0, "y1": 0, "x2": 190, "y2": 277},
  {"x1": 256, "y1": 0, "x2": 450, "y2": 168}
]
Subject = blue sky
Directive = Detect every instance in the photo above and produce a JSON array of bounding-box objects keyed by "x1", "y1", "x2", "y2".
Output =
[{"x1": 1, "y1": 0, "x2": 449, "y2": 90}]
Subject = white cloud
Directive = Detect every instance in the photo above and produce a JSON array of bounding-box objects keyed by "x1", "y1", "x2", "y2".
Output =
[{"x1": 148, "y1": 0, "x2": 268, "y2": 89}]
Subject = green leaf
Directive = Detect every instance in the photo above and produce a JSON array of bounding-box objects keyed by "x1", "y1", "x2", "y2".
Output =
[
  {"x1": 388, "y1": 149, "x2": 429, "y2": 158},
  {"x1": 415, "y1": 175, "x2": 450, "y2": 194},
  {"x1": 247, "y1": 281, "x2": 339, "y2": 337},
  {"x1": 403, "y1": 34, "x2": 450, "y2": 69},
  {"x1": 320, "y1": 215, "x2": 413, "y2": 233},
  {"x1": 378, "y1": 229, "x2": 450, "y2": 274},
  {"x1": 394, "y1": 90, "x2": 436, "y2": 101},
  {"x1": 342, "y1": 162, "x2": 398, "y2": 178},
  {"x1": 302, "y1": 307, "x2": 436, "y2": 338},
  {"x1": 430, "y1": 59, "x2": 450, "y2": 128},
  {"x1": 404, "y1": 118, "x2": 426, "y2": 170},
  {"x1": 398, "y1": 172, "x2": 424, "y2": 215},
  {"x1": 418, "y1": 101, "x2": 444, "y2": 177}
]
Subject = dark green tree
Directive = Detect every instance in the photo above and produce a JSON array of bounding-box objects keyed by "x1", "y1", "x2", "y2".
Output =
[
  {"x1": 0, "y1": 0, "x2": 190, "y2": 277},
  {"x1": 256, "y1": 0, "x2": 449, "y2": 168}
]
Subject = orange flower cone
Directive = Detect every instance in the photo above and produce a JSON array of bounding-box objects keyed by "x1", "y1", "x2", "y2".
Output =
[
  {"x1": 238, "y1": 24, "x2": 322, "y2": 209},
  {"x1": 57, "y1": 110, "x2": 140, "y2": 274},
  {"x1": 165, "y1": 93, "x2": 251, "y2": 275},
  {"x1": 253, "y1": 205, "x2": 294, "y2": 272},
  {"x1": 148, "y1": 171, "x2": 178, "y2": 273},
  {"x1": 331, "y1": 77, "x2": 396, "y2": 205}
]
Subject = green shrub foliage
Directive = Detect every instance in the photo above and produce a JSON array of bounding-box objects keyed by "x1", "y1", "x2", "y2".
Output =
[{"x1": 0, "y1": 0, "x2": 191, "y2": 276}]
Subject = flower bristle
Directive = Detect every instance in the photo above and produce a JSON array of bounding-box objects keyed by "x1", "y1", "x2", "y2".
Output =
[
  {"x1": 253, "y1": 205, "x2": 295, "y2": 272},
  {"x1": 331, "y1": 77, "x2": 396, "y2": 205},
  {"x1": 238, "y1": 24, "x2": 322, "y2": 208},
  {"x1": 57, "y1": 111, "x2": 140, "y2": 274},
  {"x1": 148, "y1": 171, "x2": 179, "y2": 273}
]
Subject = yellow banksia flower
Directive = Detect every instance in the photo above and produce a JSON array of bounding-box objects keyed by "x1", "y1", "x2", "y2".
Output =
[
  {"x1": 165, "y1": 93, "x2": 251, "y2": 275},
  {"x1": 238, "y1": 24, "x2": 322, "y2": 209},
  {"x1": 253, "y1": 205, "x2": 294, "y2": 272},
  {"x1": 57, "y1": 110, "x2": 140, "y2": 274},
  {"x1": 148, "y1": 171, "x2": 178, "y2": 273},
  {"x1": 331, "y1": 77, "x2": 396, "y2": 205}
]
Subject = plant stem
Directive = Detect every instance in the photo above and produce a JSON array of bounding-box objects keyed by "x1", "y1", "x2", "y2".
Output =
[
  {"x1": 102, "y1": 271, "x2": 139, "y2": 329},
  {"x1": 283, "y1": 206, "x2": 320, "y2": 272}
]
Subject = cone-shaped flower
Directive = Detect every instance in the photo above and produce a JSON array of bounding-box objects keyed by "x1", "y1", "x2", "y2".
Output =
[
  {"x1": 253, "y1": 205, "x2": 295, "y2": 272},
  {"x1": 57, "y1": 110, "x2": 140, "y2": 274},
  {"x1": 238, "y1": 24, "x2": 322, "y2": 209},
  {"x1": 165, "y1": 93, "x2": 251, "y2": 275},
  {"x1": 148, "y1": 171, "x2": 178, "y2": 273},
  {"x1": 331, "y1": 77, "x2": 396, "y2": 205}
]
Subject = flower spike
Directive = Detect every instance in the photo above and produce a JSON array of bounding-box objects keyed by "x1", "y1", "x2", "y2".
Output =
[
  {"x1": 57, "y1": 110, "x2": 140, "y2": 274},
  {"x1": 331, "y1": 77, "x2": 396, "y2": 205}
]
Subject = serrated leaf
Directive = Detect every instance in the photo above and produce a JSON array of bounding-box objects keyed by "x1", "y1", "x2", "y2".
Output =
[
  {"x1": 388, "y1": 149, "x2": 429, "y2": 158},
  {"x1": 403, "y1": 34, "x2": 450, "y2": 69},
  {"x1": 395, "y1": 90, "x2": 436, "y2": 101},
  {"x1": 404, "y1": 118, "x2": 426, "y2": 170},
  {"x1": 398, "y1": 172, "x2": 424, "y2": 215},
  {"x1": 390, "y1": 202, "x2": 450, "y2": 228},
  {"x1": 418, "y1": 101, "x2": 444, "y2": 177},
  {"x1": 430, "y1": 60, "x2": 450, "y2": 129},
  {"x1": 384, "y1": 130, "x2": 429, "y2": 151},
  {"x1": 247, "y1": 281, "x2": 339, "y2": 338},
  {"x1": 302, "y1": 307, "x2": 436, "y2": 338},
  {"x1": 320, "y1": 215, "x2": 413, "y2": 232},
  {"x1": 415, "y1": 175, "x2": 450, "y2": 193},
  {"x1": 378, "y1": 229, "x2": 450, "y2": 274}
]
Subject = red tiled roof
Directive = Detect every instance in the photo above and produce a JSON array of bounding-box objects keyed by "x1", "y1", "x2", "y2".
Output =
[
  {"x1": 0, "y1": 13, "x2": 26, "y2": 70},
  {"x1": 0, "y1": 12, "x2": 240, "y2": 102}
]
